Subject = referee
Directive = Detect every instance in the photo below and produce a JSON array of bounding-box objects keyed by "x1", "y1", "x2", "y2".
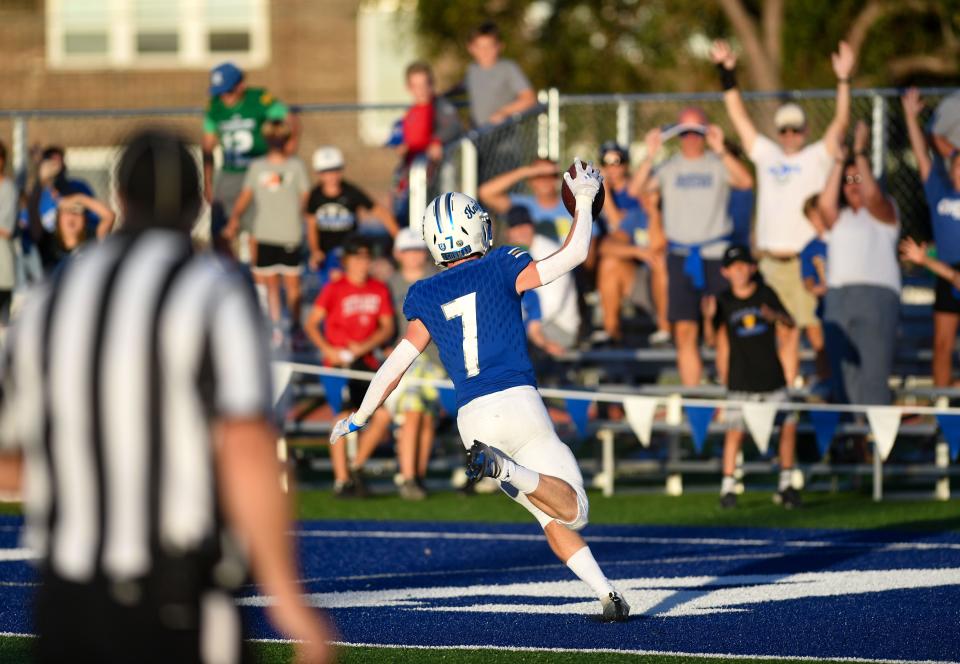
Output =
[{"x1": 0, "y1": 129, "x2": 332, "y2": 663}]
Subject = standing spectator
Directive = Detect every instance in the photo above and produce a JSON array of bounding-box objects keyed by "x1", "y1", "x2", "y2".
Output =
[
  {"x1": 902, "y1": 88, "x2": 960, "y2": 387},
  {"x1": 202, "y1": 62, "x2": 291, "y2": 257},
  {"x1": 709, "y1": 246, "x2": 800, "y2": 509},
  {"x1": 487, "y1": 205, "x2": 580, "y2": 351},
  {"x1": 0, "y1": 142, "x2": 15, "y2": 327},
  {"x1": 226, "y1": 120, "x2": 310, "y2": 348},
  {"x1": 392, "y1": 61, "x2": 463, "y2": 226},
  {"x1": 711, "y1": 39, "x2": 854, "y2": 387},
  {"x1": 386, "y1": 229, "x2": 443, "y2": 500},
  {"x1": 308, "y1": 146, "x2": 398, "y2": 284},
  {"x1": 597, "y1": 141, "x2": 670, "y2": 345},
  {"x1": 479, "y1": 158, "x2": 572, "y2": 242},
  {"x1": 818, "y1": 122, "x2": 900, "y2": 405},
  {"x1": 304, "y1": 236, "x2": 395, "y2": 497},
  {"x1": 463, "y1": 21, "x2": 536, "y2": 128},
  {"x1": 639, "y1": 109, "x2": 754, "y2": 386},
  {"x1": 0, "y1": 129, "x2": 332, "y2": 664}
]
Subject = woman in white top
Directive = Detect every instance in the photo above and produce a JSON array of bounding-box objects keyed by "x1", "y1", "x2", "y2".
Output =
[{"x1": 817, "y1": 121, "x2": 900, "y2": 405}]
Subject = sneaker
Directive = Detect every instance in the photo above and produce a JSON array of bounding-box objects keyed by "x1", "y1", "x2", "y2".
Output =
[
  {"x1": 719, "y1": 492, "x2": 738, "y2": 509},
  {"x1": 600, "y1": 591, "x2": 630, "y2": 622},
  {"x1": 465, "y1": 440, "x2": 502, "y2": 485},
  {"x1": 399, "y1": 478, "x2": 427, "y2": 501},
  {"x1": 348, "y1": 468, "x2": 369, "y2": 498},
  {"x1": 333, "y1": 480, "x2": 359, "y2": 499},
  {"x1": 776, "y1": 487, "x2": 802, "y2": 509},
  {"x1": 648, "y1": 329, "x2": 672, "y2": 347}
]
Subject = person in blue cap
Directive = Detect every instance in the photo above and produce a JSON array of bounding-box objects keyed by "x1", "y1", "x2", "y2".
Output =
[{"x1": 202, "y1": 62, "x2": 292, "y2": 257}]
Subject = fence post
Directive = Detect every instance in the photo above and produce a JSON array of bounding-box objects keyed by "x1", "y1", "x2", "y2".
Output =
[
  {"x1": 616, "y1": 98, "x2": 633, "y2": 149},
  {"x1": 872, "y1": 442, "x2": 883, "y2": 502},
  {"x1": 935, "y1": 441, "x2": 950, "y2": 501},
  {"x1": 408, "y1": 155, "x2": 428, "y2": 236},
  {"x1": 12, "y1": 116, "x2": 27, "y2": 192},
  {"x1": 548, "y1": 87, "x2": 561, "y2": 162},
  {"x1": 599, "y1": 428, "x2": 615, "y2": 497},
  {"x1": 871, "y1": 93, "x2": 886, "y2": 180},
  {"x1": 459, "y1": 137, "x2": 478, "y2": 199},
  {"x1": 537, "y1": 89, "x2": 549, "y2": 159}
]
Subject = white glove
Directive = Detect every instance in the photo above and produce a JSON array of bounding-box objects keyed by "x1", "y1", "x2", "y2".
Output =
[
  {"x1": 330, "y1": 413, "x2": 364, "y2": 445},
  {"x1": 563, "y1": 158, "x2": 603, "y2": 202}
]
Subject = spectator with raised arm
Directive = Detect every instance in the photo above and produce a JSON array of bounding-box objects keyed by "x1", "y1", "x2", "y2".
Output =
[
  {"x1": 902, "y1": 87, "x2": 960, "y2": 387},
  {"x1": 597, "y1": 140, "x2": 670, "y2": 346},
  {"x1": 51, "y1": 193, "x2": 116, "y2": 270},
  {"x1": 637, "y1": 109, "x2": 754, "y2": 386},
  {"x1": 711, "y1": 39, "x2": 855, "y2": 388},
  {"x1": 818, "y1": 122, "x2": 900, "y2": 405}
]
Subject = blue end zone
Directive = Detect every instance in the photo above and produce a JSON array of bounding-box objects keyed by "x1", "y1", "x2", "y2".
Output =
[{"x1": 2, "y1": 517, "x2": 960, "y2": 661}]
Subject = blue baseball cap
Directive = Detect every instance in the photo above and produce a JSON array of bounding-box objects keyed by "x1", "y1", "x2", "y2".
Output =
[{"x1": 209, "y1": 62, "x2": 243, "y2": 96}]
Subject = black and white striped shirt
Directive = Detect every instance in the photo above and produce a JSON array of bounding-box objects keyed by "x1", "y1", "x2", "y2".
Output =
[{"x1": 0, "y1": 229, "x2": 271, "y2": 583}]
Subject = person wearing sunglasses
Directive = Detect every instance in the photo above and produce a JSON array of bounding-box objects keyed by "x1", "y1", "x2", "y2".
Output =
[
  {"x1": 596, "y1": 140, "x2": 670, "y2": 346},
  {"x1": 711, "y1": 39, "x2": 855, "y2": 390},
  {"x1": 817, "y1": 121, "x2": 900, "y2": 406}
]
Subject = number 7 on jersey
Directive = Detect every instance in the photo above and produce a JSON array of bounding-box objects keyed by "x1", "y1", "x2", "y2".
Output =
[{"x1": 441, "y1": 292, "x2": 480, "y2": 377}]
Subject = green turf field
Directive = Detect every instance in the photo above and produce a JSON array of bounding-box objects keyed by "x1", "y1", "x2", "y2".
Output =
[{"x1": 2, "y1": 489, "x2": 957, "y2": 663}]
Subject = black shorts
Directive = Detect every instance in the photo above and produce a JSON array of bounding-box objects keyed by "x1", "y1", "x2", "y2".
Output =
[
  {"x1": 667, "y1": 253, "x2": 729, "y2": 322},
  {"x1": 934, "y1": 266, "x2": 960, "y2": 314},
  {"x1": 255, "y1": 242, "x2": 301, "y2": 275},
  {"x1": 34, "y1": 571, "x2": 251, "y2": 664}
]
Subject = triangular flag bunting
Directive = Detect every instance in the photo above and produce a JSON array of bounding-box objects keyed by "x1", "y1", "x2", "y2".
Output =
[
  {"x1": 684, "y1": 405, "x2": 715, "y2": 454},
  {"x1": 565, "y1": 398, "x2": 592, "y2": 438},
  {"x1": 271, "y1": 362, "x2": 294, "y2": 406},
  {"x1": 810, "y1": 410, "x2": 841, "y2": 458},
  {"x1": 438, "y1": 386, "x2": 458, "y2": 416},
  {"x1": 936, "y1": 414, "x2": 960, "y2": 461},
  {"x1": 866, "y1": 406, "x2": 901, "y2": 461},
  {"x1": 319, "y1": 374, "x2": 348, "y2": 414},
  {"x1": 741, "y1": 401, "x2": 777, "y2": 455},
  {"x1": 623, "y1": 396, "x2": 658, "y2": 447}
]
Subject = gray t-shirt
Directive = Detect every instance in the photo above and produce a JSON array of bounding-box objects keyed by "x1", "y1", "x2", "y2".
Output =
[
  {"x1": 242, "y1": 156, "x2": 309, "y2": 246},
  {"x1": 465, "y1": 59, "x2": 532, "y2": 127},
  {"x1": 0, "y1": 179, "x2": 16, "y2": 290},
  {"x1": 389, "y1": 269, "x2": 441, "y2": 365},
  {"x1": 657, "y1": 152, "x2": 732, "y2": 259}
]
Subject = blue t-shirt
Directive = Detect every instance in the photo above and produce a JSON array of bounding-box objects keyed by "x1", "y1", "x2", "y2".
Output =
[
  {"x1": 520, "y1": 289, "x2": 542, "y2": 329},
  {"x1": 924, "y1": 162, "x2": 960, "y2": 264},
  {"x1": 404, "y1": 246, "x2": 537, "y2": 408},
  {"x1": 509, "y1": 194, "x2": 571, "y2": 243},
  {"x1": 612, "y1": 187, "x2": 650, "y2": 247},
  {"x1": 728, "y1": 188, "x2": 754, "y2": 247},
  {"x1": 800, "y1": 238, "x2": 828, "y2": 286}
]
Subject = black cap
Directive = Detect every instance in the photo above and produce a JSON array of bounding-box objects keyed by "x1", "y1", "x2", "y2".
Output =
[
  {"x1": 722, "y1": 245, "x2": 755, "y2": 267},
  {"x1": 599, "y1": 140, "x2": 628, "y2": 163},
  {"x1": 505, "y1": 205, "x2": 534, "y2": 228},
  {"x1": 342, "y1": 234, "x2": 372, "y2": 256}
]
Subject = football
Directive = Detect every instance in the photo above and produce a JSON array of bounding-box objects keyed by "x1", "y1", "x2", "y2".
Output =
[{"x1": 560, "y1": 159, "x2": 605, "y2": 218}]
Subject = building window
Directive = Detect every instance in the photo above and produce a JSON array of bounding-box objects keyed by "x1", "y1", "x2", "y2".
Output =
[{"x1": 47, "y1": 0, "x2": 271, "y2": 69}]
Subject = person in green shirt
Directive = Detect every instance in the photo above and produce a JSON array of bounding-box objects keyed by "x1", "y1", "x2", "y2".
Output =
[{"x1": 202, "y1": 62, "x2": 291, "y2": 257}]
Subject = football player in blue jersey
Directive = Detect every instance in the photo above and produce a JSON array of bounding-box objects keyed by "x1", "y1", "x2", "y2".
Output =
[{"x1": 330, "y1": 161, "x2": 629, "y2": 622}]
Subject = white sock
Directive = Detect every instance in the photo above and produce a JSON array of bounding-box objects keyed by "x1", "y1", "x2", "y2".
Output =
[
  {"x1": 720, "y1": 475, "x2": 736, "y2": 495},
  {"x1": 566, "y1": 546, "x2": 614, "y2": 600},
  {"x1": 498, "y1": 456, "x2": 540, "y2": 494},
  {"x1": 778, "y1": 469, "x2": 793, "y2": 492}
]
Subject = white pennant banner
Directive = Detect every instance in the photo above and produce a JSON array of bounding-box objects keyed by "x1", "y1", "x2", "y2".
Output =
[
  {"x1": 741, "y1": 402, "x2": 777, "y2": 455},
  {"x1": 665, "y1": 394, "x2": 683, "y2": 426},
  {"x1": 272, "y1": 361, "x2": 294, "y2": 406},
  {"x1": 623, "y1": 396, "x2": 658, "y2": 447},
  {"x1": 866, "y1": 406, "x2": 901, "y2": 461}
]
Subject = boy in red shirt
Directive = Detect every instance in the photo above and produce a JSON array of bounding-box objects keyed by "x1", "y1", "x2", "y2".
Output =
[{"x1": 305, "y1": 236, "x2": 395, "y2": 496}]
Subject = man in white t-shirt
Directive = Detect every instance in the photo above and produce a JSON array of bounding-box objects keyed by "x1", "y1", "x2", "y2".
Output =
[{"x1": 711, "y1": 39, "x2": 855, "y2": 386}]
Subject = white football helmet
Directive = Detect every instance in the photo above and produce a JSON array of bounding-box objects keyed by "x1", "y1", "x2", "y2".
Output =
[{"x1": 421, "y1": 192, "x2": 493, "y2": 265}]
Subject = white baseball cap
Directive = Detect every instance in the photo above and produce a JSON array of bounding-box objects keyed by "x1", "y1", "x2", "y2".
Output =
[
  {"x1": 312, "y1": 146, "x2": 344, "y2": 172},
  {"x1": 774, "y1": 103, "x2": 807, "y2": 130},
  {"x1": 394, "y1": 227, "x2": 427, "y2": 251}
]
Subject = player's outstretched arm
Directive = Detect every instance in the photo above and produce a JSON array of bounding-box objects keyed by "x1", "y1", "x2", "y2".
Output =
[
  {"x1": 330, "y1": 320, "x2": 431, "y2": 444},
  {"x1": 515, "y1": 160, "x2": 602, "y2": 293}
]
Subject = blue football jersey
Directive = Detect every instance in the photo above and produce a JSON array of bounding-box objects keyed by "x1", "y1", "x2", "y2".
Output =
[{"x1": 403, "y1": 246, "x2": 537, "y2": 408}]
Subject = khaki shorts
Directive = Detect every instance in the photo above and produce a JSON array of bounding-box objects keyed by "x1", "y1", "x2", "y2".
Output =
[{"x1": 758, "y1": 256, "x2": 819, "y2": 328}]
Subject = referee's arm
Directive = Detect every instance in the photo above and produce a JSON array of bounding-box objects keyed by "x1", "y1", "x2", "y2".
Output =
[{"x1": 211, "y1": 277, "x2": 334, "y2": 662}]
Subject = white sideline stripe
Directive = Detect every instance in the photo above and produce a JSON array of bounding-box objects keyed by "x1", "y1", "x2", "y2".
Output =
[
  {"x1": 293, "y1": 529, "x2": 960, "y2": 552},
  {"x1": 0, "y1": 548, "x2": 37, "y2": 562},
  {"x1": 246, "y1": 639, "x2": 960, "y2": 664}
]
